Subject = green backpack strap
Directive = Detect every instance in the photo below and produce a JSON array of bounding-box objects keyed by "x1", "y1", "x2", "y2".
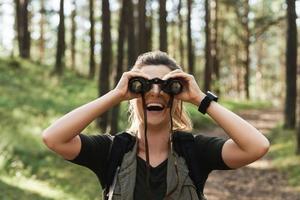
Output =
[
  {"x1": 172, "y1": 131, "x2": 207, "y2": 200},
  {"x1": 103, "y1": 132, "x2": 136, "y2": 200}
]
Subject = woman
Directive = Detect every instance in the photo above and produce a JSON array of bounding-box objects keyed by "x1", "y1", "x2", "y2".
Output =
[{"x1": 42, "y1": 51, "x2": 270, "y2": 200}]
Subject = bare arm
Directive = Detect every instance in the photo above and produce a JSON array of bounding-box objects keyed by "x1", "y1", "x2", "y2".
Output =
[
  {"x1": 42, "y1": 70, "x2": 150, "y2": 160},
  {"x1": 42, "y1": 90, "x2": 123, "y2": 159},
  {"x1": 191, "y1": 94, "x2": 270, "y2": 169},
  {"x1": 162, "y1": 69, "x2": 270, "y2": 169}
]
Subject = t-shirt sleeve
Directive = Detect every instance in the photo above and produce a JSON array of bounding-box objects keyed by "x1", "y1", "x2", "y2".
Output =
[
  {"x1": 65, "y1": 133, "x2": 112, "y2": 174},
  {"x1": 195, "y1": 134, "x2": 232, "y2": 171}
]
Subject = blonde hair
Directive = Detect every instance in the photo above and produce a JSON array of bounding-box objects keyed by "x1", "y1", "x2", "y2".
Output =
[{"x1": 126, "y1": 51, "x2": 193, "y2": 134}]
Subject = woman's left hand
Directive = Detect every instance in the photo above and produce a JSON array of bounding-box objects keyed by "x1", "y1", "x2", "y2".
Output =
[{"x1": 162, "y1": 69, "x2": 206, "y2": 105}]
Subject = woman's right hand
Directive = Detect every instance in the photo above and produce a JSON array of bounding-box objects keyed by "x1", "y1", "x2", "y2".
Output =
[{"x1": 113, "y1": 69, "x2": 150, "y2": 101}]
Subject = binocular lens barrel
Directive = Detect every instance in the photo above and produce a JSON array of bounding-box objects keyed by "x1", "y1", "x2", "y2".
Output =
[
  {"x1": 130, "y1": 80, "x2": 143, "y2": 93},
  {"x1": 128, "y1": 77, "x2": 183, "y2": 95},
  {"x1": 169, "y1": 81, "x2": 182, "y2": 94}
]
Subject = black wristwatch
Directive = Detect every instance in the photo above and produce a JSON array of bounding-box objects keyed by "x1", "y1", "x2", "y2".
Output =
[{"x1": 198, "y1": 91, "x2": 218, "y2": 114}]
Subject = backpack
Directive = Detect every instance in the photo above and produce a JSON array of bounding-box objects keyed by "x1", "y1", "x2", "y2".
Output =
[{"x1": 103, "y1": 131, "x2": 206, "y2": 200}]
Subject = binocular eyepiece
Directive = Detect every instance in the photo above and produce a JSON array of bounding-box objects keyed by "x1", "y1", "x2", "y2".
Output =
[{"x1": 128, "y1": 77, "x2": 183, "y2": 95}]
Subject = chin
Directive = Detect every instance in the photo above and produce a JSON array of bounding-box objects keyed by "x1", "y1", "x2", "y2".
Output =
[{"x1": 147, "y1": 118, "x2": 170, "y2": 127}]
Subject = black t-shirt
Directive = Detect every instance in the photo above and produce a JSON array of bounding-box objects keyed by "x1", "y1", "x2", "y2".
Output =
[
  {"x1": 135, "y1": 156, "x2": 168, "y2": 200},
  {"x1": 66, "y1": 132, "x2": 231, "y2": 199}
]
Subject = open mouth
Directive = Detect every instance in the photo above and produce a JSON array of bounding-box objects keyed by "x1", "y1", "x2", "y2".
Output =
[{"x1": 146, "y1": 103, "x2": 165, "y2": 112}]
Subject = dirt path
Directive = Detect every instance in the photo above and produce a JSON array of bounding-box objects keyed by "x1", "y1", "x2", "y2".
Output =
[{"x1": 199, "y1": 108, "x2": 300, "y2": 200}]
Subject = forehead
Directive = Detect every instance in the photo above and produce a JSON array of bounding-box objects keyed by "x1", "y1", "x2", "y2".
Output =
[{"x1": 140, "y1": 65, "x2": 172, "y2": 79}]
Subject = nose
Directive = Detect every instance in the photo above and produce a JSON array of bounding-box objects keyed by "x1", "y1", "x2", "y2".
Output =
[{"x1": 149, "y1": 84, "x2": 161, "y2": 95}]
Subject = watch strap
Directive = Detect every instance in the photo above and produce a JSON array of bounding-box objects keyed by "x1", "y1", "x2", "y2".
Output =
[{"x1": 198, "y1": 91, "x2": 218, "y2": 114}]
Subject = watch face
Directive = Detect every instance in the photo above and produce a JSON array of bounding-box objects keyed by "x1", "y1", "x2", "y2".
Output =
[{"x1": 207, "y1": 91, "x2": 218, "y2": 101}]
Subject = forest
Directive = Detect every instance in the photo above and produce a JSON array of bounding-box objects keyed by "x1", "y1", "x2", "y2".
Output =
[{"x1": 0, "y1": 0, "x2": 299, "y2": 199}]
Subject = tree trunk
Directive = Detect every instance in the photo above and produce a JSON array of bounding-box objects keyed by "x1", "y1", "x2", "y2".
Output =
[
  {"x1": 138, "y1": 0, "x2": 146, "y2": 54},
  {"x1": 15, "y1": 0, "x2": 30, "y2": 58},
  {"x1": 256, "y1": 40, "x2": 264, "y2": 100},
  {"x1": 204, "y1": 0, "x2": 212, "y2": 91},
  {"x1": 159, "y1": 0, "x2": 167, "y2": 52},
  {"x1": 39, "y1": 0, "x2": 45, "y2": 62},
  {"x1": 169, "y1": 21, "x2": 176, "y2": 59},
  {"x1": 187, "y1": 0, "x2": 194, "y2": 75},
  {"x1": 12, "y1": 3, "x2": 17, "y2": 57},
  {"x1": 97, "y1": 0, "x2": 112, "y2": 132},
  {"x1": 235, "y1": 44, "x2": 243, "y2": 97},
  {"x1": 284, "y1": 0, "x2": 297, "y2": 129},
  {"x1": 110, "y1": 0, "x2": 128, "y2": 134},
  {"x1": 297, "y1": 74, "x2": 300, "y2": 154},
  {"x1": 70, "y1": 0, "x2": 77, "y2": 70},
  {"x1": 127, "y1": 0, "x2": 136, "y2": 68},
  {"x1": 230, "y1": 0, "x2": 251, "y2": 99},
  {"x1": 54, "y1": 0, "x2": 65, "y2": 75},
  {"x1": 145, "y1": 1, "x2": 152, "y2": 52},
  {"x1": 177, "y1": 0, "x2": 184, "y2": 69},
  {"x1": 243, "y1": 0, "x2": 250, "y2": 100},
  {"x1": 89, "y1": 0, "x2": 96, "y2": 79},
  {"x1": 212, "y1": 0, "x2": 220, "y2": 95},
  {"x1": 0, "y1": 5, "x2": 2, "y2": 47}
]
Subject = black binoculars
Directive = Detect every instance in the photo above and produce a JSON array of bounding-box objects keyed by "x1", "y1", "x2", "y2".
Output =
[{"x1": 128, "y1": 77, "x2": 183, "y2": 95}]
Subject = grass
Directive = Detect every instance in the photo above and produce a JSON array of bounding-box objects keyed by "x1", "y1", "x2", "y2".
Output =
[
  {"x1": 0, "y1": 57, "x2": 276, "y2": 199},
  {"x1": 0, "y1": 57, "x2": 102, "y2": 199},
  {"x1": 267, "y1": 124, "x2": 300, "y2": 188}
]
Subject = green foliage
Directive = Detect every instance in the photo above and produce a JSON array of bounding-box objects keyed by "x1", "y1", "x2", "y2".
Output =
[
  {"x1": 0, "y1": 58, "x2": 101, "y2": 199},
  {"x1": 267, "y1": 124, "x2": 300, "y2": 187}
]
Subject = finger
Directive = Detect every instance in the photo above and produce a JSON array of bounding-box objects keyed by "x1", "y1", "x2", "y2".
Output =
[
  {"x1": 129, "y1": 69, "x2": 150, "y2": 78},
  {"x1": 125, "y1": 71, "x2": 150, "y2": 80},
  {"x1": 167, "y1": 69, "x2": 183, "y2": 75},
  {"x1": 172, "y1": 69, "x2": 183, "y2": 72},
  {"x1": 163, "y1": 72, "x2": 191, "y2": 81},
  {"x1": 130, "y1": 68, "x2": 141, "y2": 72},
  {"x1": 162, "y1": 69, "x2": 186, "y2": 79}
]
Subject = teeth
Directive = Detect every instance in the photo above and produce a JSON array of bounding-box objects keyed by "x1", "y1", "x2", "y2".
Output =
[
  {"x1": 147, "y1": 103, "x2": 163, "y2": 108},
  {"x1": 146, "y1": 103, "x2": 165, "y2": 111}
]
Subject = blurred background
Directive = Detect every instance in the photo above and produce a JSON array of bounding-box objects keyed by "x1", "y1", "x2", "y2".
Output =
[{"x1": 0, "y1": 0, "x2": 299, "y2": 199}]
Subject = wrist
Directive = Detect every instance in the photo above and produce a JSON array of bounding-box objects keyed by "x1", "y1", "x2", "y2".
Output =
[
  {"x1": 111, "y1": 89, "x2": 125, "y2": 103},
  {"x1": 198, "y1": 91, "x2": 218, "y2": 114},
  {"x1": 191, "y1": 92, "x2": 206, "y2": 106}
]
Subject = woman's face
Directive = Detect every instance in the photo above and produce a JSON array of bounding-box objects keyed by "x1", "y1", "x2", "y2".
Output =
[{"x1": 131, "y1": 64, "x2": 176, "y2": 128}]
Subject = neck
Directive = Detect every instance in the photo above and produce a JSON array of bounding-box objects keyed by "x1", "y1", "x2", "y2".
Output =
[{"x1": 137, "y1": 123, "x2": 171, "y2": 155}]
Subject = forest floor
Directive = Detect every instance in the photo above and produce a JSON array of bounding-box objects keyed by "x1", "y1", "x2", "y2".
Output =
[{"x1": 201, "y1": 108, "x2": 300, "y2": 200}]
